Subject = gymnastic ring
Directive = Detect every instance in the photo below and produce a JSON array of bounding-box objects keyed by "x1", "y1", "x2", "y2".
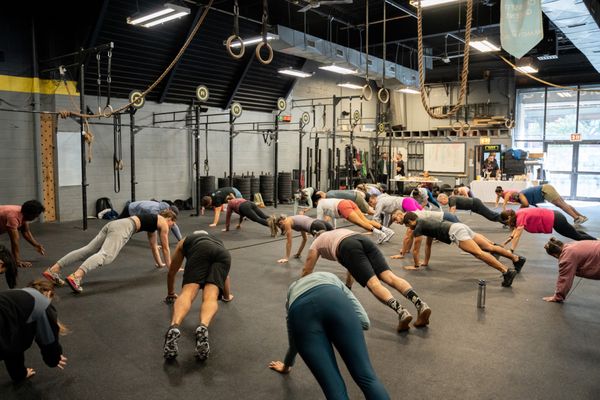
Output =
[
  {"x1": 226, "y1": 35, "x2": 245, "y2": 59},
  {"x1": 102, "y1": 105, "x2": 114, "y2": 118},
  {"x1": 255, "y1": 42, "x2": 273, "y2": 65},
  {"x1": 362, "y1": 84, "x2": 373, "y2": 101},
  {"x1": 505, "y1": 119, "x2": 515, "y2": 129},
  {"x1": 377, "y1": 88, "x2": 390, "y2": 104},
  {"x1": 452, "y1": 121, "x2": 463, "y2": 133},
  {"x1": 462, "y1": 122, "x2": 471, "y2": 135}
]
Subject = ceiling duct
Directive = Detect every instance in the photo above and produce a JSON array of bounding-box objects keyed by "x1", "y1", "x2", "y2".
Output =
[
  {"x1": 271, "y1": 25, "x2": 420, "y2": 88},
  {"x1": 541, "y1": 0, "x2": 600, "y2": 73}
]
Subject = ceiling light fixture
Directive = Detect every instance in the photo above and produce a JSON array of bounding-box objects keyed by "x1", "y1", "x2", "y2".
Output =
[
  {"x1": 228, "y1": 34, "x2": 278, "y2": 48},
  {"x1": 127, "y1": 2, "x2": 190, "y2": 28},
  {"x1": 409, "y1": 0, "x2": 461, "y2": 8},
  {"x1": 337, "y1": 82, "x2": 364, "y2": 90},
  {"x1": 514, "y1": 65, "x2": 539, "y2": 74},
  {"x1": 319, "y1": 64, "x2": 358, "y2": 75},
  {"x1": 556, "y1": 92, "x2": 573, "y2": 98},
  {"x1": 469, "y1": 39, "x2": 500, "y2": 53},
  {"x1": 537, "y1": 54, "x2": 559, "y2": 61},
  {"x1": 278, "y1": 68, "x2": 313, "y2": 78},
  {"x1": 397, "y1": 87, "x2": 421, "y2": 94}
]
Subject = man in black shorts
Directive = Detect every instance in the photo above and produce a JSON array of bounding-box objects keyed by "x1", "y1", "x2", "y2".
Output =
[
  {"x1": 163, "y1": 231, "x2": 233, "y2": 361},
  {"x1": 437, "y1": 193, "x2": 501, "y2": 223}
]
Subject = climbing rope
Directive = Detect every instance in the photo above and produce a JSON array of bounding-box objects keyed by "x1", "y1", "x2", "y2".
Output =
[{"x1": 417, "y1": 0, "x2": 473, "y2": 119}]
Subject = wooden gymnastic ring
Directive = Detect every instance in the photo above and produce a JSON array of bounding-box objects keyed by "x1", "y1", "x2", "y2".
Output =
[
  {"x1": 102, "y1": 105, "x2": 114, "y2": 118},
  {"x1": 462, "y1": 122, "x2": 471, "y2": 135},
  {"x1": 226, "y1": 35, "x2": 245, "y2": 59},
  {"x1": 377, "y1": 88, "x2": 390, "y2": 104},
  {"x1": 505, "y1": 119, "x2": 515, "y2": 129},
  {"x1": 256, "y1": 42, "x2": 273, "y2": 65},
  {"x1": 452, "y1": 121, "x2": 463, "y2": 133},
  {"x1": 362, "y1": 84, "x2": 373, "y2": 101}
]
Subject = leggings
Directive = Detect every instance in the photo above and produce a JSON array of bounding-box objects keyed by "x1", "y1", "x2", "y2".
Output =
[
  {"x1": 310, "y1": 220, "x2": 334, "y2": 233},
  {"x1": 239, "y1": 202, "x2": 269, "y2": 226},
  {"x1": 553, "y1": 211, "x2": 596, "y2": 241},
  {"x1": 426, "y1": 189, "x2": 441, "y2": 208},
  {"x1": 288, "y1": 285, "x2": 390, "y2": 400},
  {"x1": 337, "y1": 236, "x2": 390, "y2": 287},
  {"x1": 471, "y1": 198, "x2": 501, "y2": 222},
  {"x1": 57, "y1": 218, "x2": 136, "y2": 274}
]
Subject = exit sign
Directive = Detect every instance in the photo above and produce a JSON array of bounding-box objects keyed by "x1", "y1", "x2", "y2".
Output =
[
  {"x1": 480, "y1": 137, "x2": 491, "y2": 144},
  {"x1": 570, "y1": 133, "x2": 581, "y2": 142},
  {"x1": 277, "y1": 115, "x2": 292, "y2": 122}
]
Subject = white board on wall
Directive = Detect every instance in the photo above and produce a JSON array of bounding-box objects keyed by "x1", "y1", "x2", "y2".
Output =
[
  {"x1": 57, "y1": 132, "x2": 82, "y2": 187},
  {"x1": 423, "y1": 142, "x2": 466, "y2": 174}
]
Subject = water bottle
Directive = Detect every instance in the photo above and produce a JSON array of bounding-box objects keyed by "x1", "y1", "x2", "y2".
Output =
[{"x1": 477, "y1": 279, "x2": 486, "y2": 308}]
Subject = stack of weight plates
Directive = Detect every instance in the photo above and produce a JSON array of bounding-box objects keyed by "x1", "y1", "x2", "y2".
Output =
[
  {"x1": 278, "y1": 172, "x2": 292, "y2": 203},
  {"x1": 233, "y1": 176, "x2": 251, "y2": 200},
  {"x1": 260, "y1": 174, "x2": 274, "y2": 205},
  {"x1": 199, "y1": 176, "x2": 215, "y2": 197}
]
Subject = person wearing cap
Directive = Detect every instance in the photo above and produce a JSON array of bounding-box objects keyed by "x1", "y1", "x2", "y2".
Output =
[
  {"x1": 163, "y1": 230, "x2": 233, "y2": 361},
  {"x1": 268, "y1": 214, "x2": 334, "y2": 263},
  {"x1": 0, "y1": 200, "x2": 46, "y2": 268},
  {"x1": 543, "y1": 237, "x2": 600, "y2": 302},
  {"x1": 119, "y1": 200, "x2": 183, "y2": 268}
]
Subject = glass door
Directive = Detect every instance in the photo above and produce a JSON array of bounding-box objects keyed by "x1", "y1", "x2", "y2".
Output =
[
  {"x1": 545, "y1": 143, "x2": 574, "y2": 198},
  {"x1": 576, "y1": 144, "x2": 600, "y2": 200}
]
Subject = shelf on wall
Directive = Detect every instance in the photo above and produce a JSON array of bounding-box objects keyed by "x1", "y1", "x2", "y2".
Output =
[{"x1": 387, "y1": 127, "x2": 510, "y2": 139}]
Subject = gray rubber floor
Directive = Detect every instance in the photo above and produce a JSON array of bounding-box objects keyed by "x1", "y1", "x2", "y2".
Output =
[{"x1": 1, "y1": 201, "x2": 599, "y2": 400}]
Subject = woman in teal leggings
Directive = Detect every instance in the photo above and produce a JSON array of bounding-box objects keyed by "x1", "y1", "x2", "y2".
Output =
[{"x1": 269, "y1": 272, "x2": 389, "y2": 400}]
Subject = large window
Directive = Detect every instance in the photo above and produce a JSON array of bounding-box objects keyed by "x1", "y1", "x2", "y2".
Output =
[
  {"x1": 578, "y1": 86, "x2": 600, "y2": 140},
  {"x1": 515, "y1": 89, "x2": 545, "y2": 141},
  {"x1": 545, "y1": 89, "x2": 577, "y2": 140}
]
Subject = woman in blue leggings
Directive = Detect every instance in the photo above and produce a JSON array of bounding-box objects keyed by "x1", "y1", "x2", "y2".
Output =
[{"x1": 269, "y1": 272, "x2": 389, "y2": 400}]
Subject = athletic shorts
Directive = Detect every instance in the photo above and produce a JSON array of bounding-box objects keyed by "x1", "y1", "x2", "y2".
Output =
[
  {"x1": 541, "y1": 184, "x2": 560, "y2": 202},
  {"x1": 337, "y1": 199, "x2": 359, "y2": 219},
  {"x1": 337, "y1": 235, "x2": 390, "y2": 287},
  {"x1": 448, "y1": 223, "x2": 476, "y2": 244},
  {"x1": 182, "y1": 241, "x2": 231, "y2": 295}
]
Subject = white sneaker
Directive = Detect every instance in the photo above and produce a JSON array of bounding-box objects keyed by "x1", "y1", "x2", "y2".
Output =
[
  {"x1": 373, "y1": 228, "x2": 386, "y2": 244},
  {"x1": 381, "y1": 226, "x2": 395, "y2": 243}
]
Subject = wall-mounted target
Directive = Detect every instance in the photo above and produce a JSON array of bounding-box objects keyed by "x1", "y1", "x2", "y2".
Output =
[
  {"x1": 230, "y1": 102, "x2": 243, "y2": 118},
  {"x1": 377, "y1": 122, "x2": 385, "y2": 133},
  {"x1": 129, "y1": 90, "x2": 145, "y2": 109},
  {"x1": 196, "y1": 85, "x2": 209, "y2": 102},
  {"x1": 353, "y1": 110, "x2": 361, "y2": 123},
  {"x1": 301, "y1": 112, "x2": 310, "y2": 125},
  {"x1": 277, "y1": 97, "x2": 287, "y2": 111}
]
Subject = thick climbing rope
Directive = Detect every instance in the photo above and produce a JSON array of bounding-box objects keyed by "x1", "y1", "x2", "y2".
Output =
[{"x1": 417, "y1": 0, "x2": 473, "y2": 119}]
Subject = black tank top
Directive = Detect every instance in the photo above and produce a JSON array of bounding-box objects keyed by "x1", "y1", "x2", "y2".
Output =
[{"x1": 137, "y1": 214, "x2": 158, "y2": 233}]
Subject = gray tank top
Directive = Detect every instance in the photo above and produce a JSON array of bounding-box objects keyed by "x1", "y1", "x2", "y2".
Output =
[{"x1": 291, "y1": 215, "x2": 314, "y2": 232}]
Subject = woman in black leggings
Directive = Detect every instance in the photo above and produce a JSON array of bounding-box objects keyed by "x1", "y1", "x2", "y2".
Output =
[
  {"x1": 222, "y1": 196, "x2": 271, "y2": 232},
  {"x1": 269, "y1": 214, "x2": 334, "y2": 263},
  {"x1": 500, "y1": 208, "x2": 596, "y2": 252}
]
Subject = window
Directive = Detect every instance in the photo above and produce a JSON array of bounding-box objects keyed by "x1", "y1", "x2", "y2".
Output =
[
  {"x1": 545, "y1": 89, "x2": 577, "y2": 140},
  {"x1": 578, "y1": 85, "x2": 600, "y2": 139},
  {"x1": 515, "y1": 89, "x2": 545, "y2": 141}
]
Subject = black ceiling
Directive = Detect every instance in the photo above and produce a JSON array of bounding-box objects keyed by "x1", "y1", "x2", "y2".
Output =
[{"x1": 27, "y1": 0, "x2": 600, "y2": 111}]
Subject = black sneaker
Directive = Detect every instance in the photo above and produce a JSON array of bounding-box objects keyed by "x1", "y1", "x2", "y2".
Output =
[
  {"x1": 163, "y1": 326, "x2": 181, "y2": 359},
  {"x1": 501, "y1": 269, "x2": 518, "y2": 287},
  {"x1": 195, "y1": 325, "x2": 210, "y2": 361},
  {"x1": 513, "y1": 256, "x2": 526, "y2": 273}
]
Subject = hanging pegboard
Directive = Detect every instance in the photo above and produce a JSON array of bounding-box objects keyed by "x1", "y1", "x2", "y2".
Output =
[{"x1": 40, "y1": 113, "x2": 57, "y2": 222}]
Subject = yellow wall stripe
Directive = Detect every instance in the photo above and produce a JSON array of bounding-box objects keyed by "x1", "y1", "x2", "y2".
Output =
[{"x1": 0, "y1": 74, "x2": 79, "y2": 96}]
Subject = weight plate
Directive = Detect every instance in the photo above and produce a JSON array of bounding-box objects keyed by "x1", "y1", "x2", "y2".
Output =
[
  {"x1": 129, "y1": 90, "x2": 145, "y2": 109},
  {"x1": 231, "y1": 102, "x2": 243, "y2": 118},
  {"x1": 196, "y1": 85, "x2": 209, "y2": 102},
  {"x1": 301, "y1": 112, "x2": 310, "y2": 125},
  {"x1": 277, "y1": 97, "x2": 287, "y2": 111}
]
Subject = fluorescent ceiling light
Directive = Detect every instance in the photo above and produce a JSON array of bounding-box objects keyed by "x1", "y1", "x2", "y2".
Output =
[
  {"x1": 409, "y1": 0, "x2": 460, "y2": 8},
  {"x1": 337, "y1": 82, "x2": 364, "y2": 90},
  {"x1": 278, "y1": 68, "x2": 313, "y2": 78},
  {"x1": 229, "y1": 34, "x2": 278, "y2": 48},
  {"x1": 556, "y1": 92, "x2": 573, "y2": 98},
  {"x1": 397, "y1": 87, "x2": 421, "y2": 94},
  {"x1": 127, "y1": 3, "x2": 190, "y2": 28},
  {"x1": 514, "y1": 65, "x2": 539, "y2": 74},
  {"x1": 319, "y1": 64, "x2": 358, "y2": 75},
  {"x1": 469, "y1": 39, "x2": 500, "y2": 53},
  {"x1": 537, "y1": 54, "x2": 559, "y2": 61}
]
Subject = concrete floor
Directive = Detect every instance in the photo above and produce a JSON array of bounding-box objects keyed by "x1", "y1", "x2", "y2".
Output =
[{"x1": 1, "y1": 200, "x2": 599, "y2": 399}]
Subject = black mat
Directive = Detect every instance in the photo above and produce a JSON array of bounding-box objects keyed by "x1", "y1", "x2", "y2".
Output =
[{"x1": 1, "y1": 203, "x2": 599, "y2": 399}]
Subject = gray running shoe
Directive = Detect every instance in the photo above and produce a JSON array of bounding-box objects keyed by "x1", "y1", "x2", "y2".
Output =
[
  {"x1": 414, "y1": 302, "x2": 431, "y2": 328},
  {"x1": 381, "y1": 226, "x2": 396, "y2": 243},
  {"x1": 195, "y1": 325, "x2": 210, "y2": 361},
  {"x1": 397, "y1": 308, "x2": 413, "y2": 332},
  {"x1": 163, "y1": 326, "x2": 181, "y2": 359},
  {"x1": 373, "y1": 228, "x2": 386, "y2": 244}
]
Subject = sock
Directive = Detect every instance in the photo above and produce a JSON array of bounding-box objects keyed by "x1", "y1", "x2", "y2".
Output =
[
  {"x1": 169, "y1": 324, "x2": 180, "y2": 330},
  {"x1": 386, "y1": 298, "x2": 403, "y2": 314},
  {"x1": 404, "y1": 289, "x2": 422, "y2": 308}
]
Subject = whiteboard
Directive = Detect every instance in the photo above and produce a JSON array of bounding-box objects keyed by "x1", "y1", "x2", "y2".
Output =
[
  {"x1": 57, "y1": 132, "x2": 82, "y2": 187},
  {"x1": 423, "y1": 142, "x2": 466, "y2": 174}
]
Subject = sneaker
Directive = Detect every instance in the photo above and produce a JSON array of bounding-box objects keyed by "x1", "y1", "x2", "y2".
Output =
[
  {"x1": 574, "y1": 216, "x2": 588, "y2": 225},
  {"x1": 513, "y1": 256, "x2": 526, "y2": 273},
  {"x1": 195, "y1": 325, "x2": 210, "y2": 361},
  {"x1": 42, "y1": 269, "x2": 65, "y2": 286},
  {"x1": 163, "y1": 326, "x2": 181, "y2": 359},
  {"x1": 66, "y1": 274, "x2": 83, "y2": 294},
  {"x1": 414, "y1": 302, "x2": 431, "y2": 328},
  {"x1": 373, "y1": 228, "x2": 386, "y2": 244},
  {"x1": 381, "y1": 227, "x2": 395, "y2": 243},
  {"x1": 396, "y1": 308, "x2": 413, "y2": 332},
  {"x1": 501, "y1": 269, "x2": 517, "y2": 287}
]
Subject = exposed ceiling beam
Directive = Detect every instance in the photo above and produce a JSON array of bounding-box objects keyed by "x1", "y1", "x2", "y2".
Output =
[{"x1": 225, "y1": 53, "x2": 255, "y2": 110}]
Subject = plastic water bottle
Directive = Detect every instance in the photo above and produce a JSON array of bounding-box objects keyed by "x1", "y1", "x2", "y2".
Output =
[{"x1": 477, "y1": 280, "x2": 486, "y2": 308}]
